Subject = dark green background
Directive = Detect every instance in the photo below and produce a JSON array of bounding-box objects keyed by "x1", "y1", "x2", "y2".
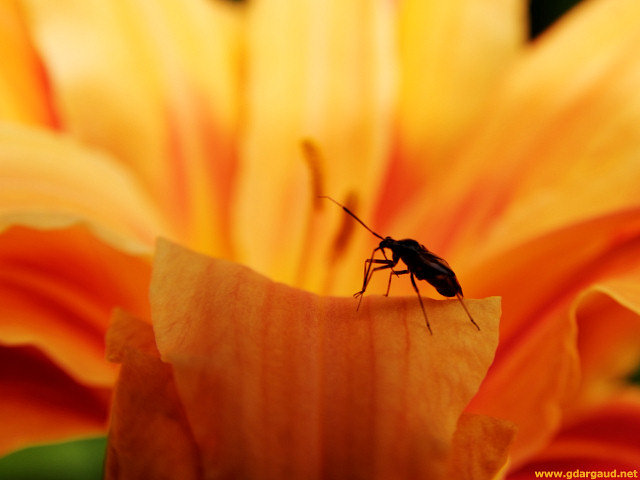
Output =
[{"x1": 529, "y1": 0, "x2": 583, "y2": 37}]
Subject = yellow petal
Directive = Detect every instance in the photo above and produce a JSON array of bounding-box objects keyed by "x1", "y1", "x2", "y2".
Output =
[
  {"x1": 389, "y1": 0, "x2": 527, "y2": 212},
  {"x1": 104, "y1": 239, "x2": 503, "y2": 478},
  {"x1": 418, "y1": 0, "x2": 640, "y2": 256},
  {"x1": 20, "y1": 0, "x2": 242, "y2": 254},
  {"x1": 235, "y1": 0, "x2": 395, "y2": 286},
  {"x1": 0, "y1": 123, "x2": 169, "y2": 253}
]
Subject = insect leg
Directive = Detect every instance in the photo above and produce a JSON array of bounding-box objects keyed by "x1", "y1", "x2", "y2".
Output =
[
  {"x1": 357, "y1": 248, "x2": 389, "y2": 297},
  {"x1": 385, "y1": 269, "x2": 409, "y2": 296},
  {"x1": 409, "y1": 273, "x2": 432, "y2": 335},
  {"x1": 359, "y1": 247, "x2": 380, "y2": 293},
  {"x1": 354, "y1": 248, "x2": 397, "y2": 310},
  {"x1": 456, "y1": 293, "x2": 480, "y2": 331},
  {"x1": 355, "y1": 259, "x2": 396, "y2": 309}
]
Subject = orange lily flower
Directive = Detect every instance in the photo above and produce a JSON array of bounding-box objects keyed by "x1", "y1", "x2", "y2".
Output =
[{"x1": 1, "y1": 0, "x2": 639, "y2": 478}]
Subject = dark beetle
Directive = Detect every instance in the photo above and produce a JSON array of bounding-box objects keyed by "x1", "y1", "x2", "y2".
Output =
[{"x1": 321, "y1": 196, "x2": 479, "y2": 334}]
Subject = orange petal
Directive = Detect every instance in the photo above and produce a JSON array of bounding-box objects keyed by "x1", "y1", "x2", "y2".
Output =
[
  {"x1": 467, "y1": 305, "x2": 580, "y2": 469},
  {"x1": 509, "y1": 391, "x2": 640, "y2": 478},
  {"x1": 0, "y1": 225, "x2": 151, "y2": 385},
  {"x1": 467, "y1": 207, "x2": 640, "y2": 467},
  {"x1": 0, "y1": 345, "x2": 110, "y2": 456},
  {"x1": 468, "y1": 208, "x2": 640, "y2": 341},
  {"x1": 0, "y1": 0, "x2": 55, "y2": 125},
  {"x1": 447, "y1": 413, "x2": 517, "y2": 480},
  {"x1": 105, "y1": 239, "x2": 503, "y2": 478},
  {"x1": 20, "y1": 0, "x2": 241, "y2": 255},
  {"x1": 0, "y1": 225, "x2": 151, "y2": 454},
  {"x1": 572, "y1": 278, "x2": 640, "y2": 413},
  {"x1": 105, "y1": 310, "x2": 200, "y2": 480}
]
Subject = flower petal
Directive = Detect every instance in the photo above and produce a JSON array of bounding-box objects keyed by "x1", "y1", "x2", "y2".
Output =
[
  {"x1": 572, "y1": 278, "x2": 640, "y2": 413},
  {"x1": 106, "y1": 239, "x2": 502, "y2": 478},
  {"x1": 447, "y1": 413, "x2": 517, "y2": 480},
  {"x1": 0, "y1": 0, "x2": 55, "y2": 125},
  {"x1": 0, "y1": 123, "x2": 169, "y2": 253},
  {"x1": 105, "y1": 310, "x2": 200, "y2": 480},
  {"x1": 385, "y1": 0, "x2": 527, "y2": 214},
  {"x1": 468, "y1": 208, "x2": 640, "y2": 340},
  {"x1": 419, "y1": 0, "x2": 640, "y2": 255},
  {"x1": 0, "y1": 345, "x2": 110, "y2": 456},
  {"x1": 509, "y1": 391, "x2": 640, "y2": 477},
  {"x1": 466, "y1": 207, "x2": 640, "y2": 466},
  {"x1": 235, "y1": 0, "x2": 395, "y2": 286},
  {"x1": 0, "y1": 224, "x2": 152, "y2": 381},
  {"x1": 0, "y1": 225, "x2": 151, "y2": 454},
  {"x1": 20, "y1": 0, "x2": 241, "y2": 254}
]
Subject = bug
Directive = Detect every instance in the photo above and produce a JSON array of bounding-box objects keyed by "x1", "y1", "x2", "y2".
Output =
[{"x1": 320, "y1": 195, "x2": 479, "y2": 334}]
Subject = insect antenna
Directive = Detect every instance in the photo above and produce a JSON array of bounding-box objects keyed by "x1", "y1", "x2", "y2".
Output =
[
  {"x1": 456, "y1": 293, "x2": 480, "y2": 331},
  {"x1": 318, "y1": 196, "x2": 384, "y2": 240}
]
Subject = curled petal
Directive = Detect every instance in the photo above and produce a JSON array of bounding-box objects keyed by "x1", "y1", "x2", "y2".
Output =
[
  {"x1": 465, "y1": 207, "x2": 640, "y2": 466},
  {"x1": 105, "y1": 310, "x2": 200, "y2": 480},
  {"x1": 467, "y1": 209, "x2": 640, "y2": 468},
  {"x1": 0, "y1": 225, "x2": 152, "y2": 454},
  {"x1": 0, "y1": 345, "x2": 111, "y2": 455},
  {"x1": 509, "y1": 391, "x2": 640, "y2": 478},
  {"x1": 0, "y1": 225, "x2": 151, "y2": 383},
  {"x1": 572, "y1": 278, "x2": 640, "y2": 413},
  {"x1": 0, "y1": 121, "x2": 160, "y2": 453},
  {"x1": 0, "y1": 123, "x2": 169, "y2": 253},
  {"x1": 106, "y1": 239, "x2": 504, "y2": 479}
]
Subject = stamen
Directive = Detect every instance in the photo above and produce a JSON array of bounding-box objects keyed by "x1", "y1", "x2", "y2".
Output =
[
  {"x1": 297, "y1": 138, "x2": 327, "y2": 290},
  {"x1": 301, "y1": 139, "x2": 324, "y2": 211},
  {"x1": 300, "y1": 138, "x2": 359, "y2": 264}
]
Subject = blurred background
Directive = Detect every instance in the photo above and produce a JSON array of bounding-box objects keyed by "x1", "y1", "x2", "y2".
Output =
[{"x1": 0, "y1": 0, "x2": 593, "y2": 478}]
